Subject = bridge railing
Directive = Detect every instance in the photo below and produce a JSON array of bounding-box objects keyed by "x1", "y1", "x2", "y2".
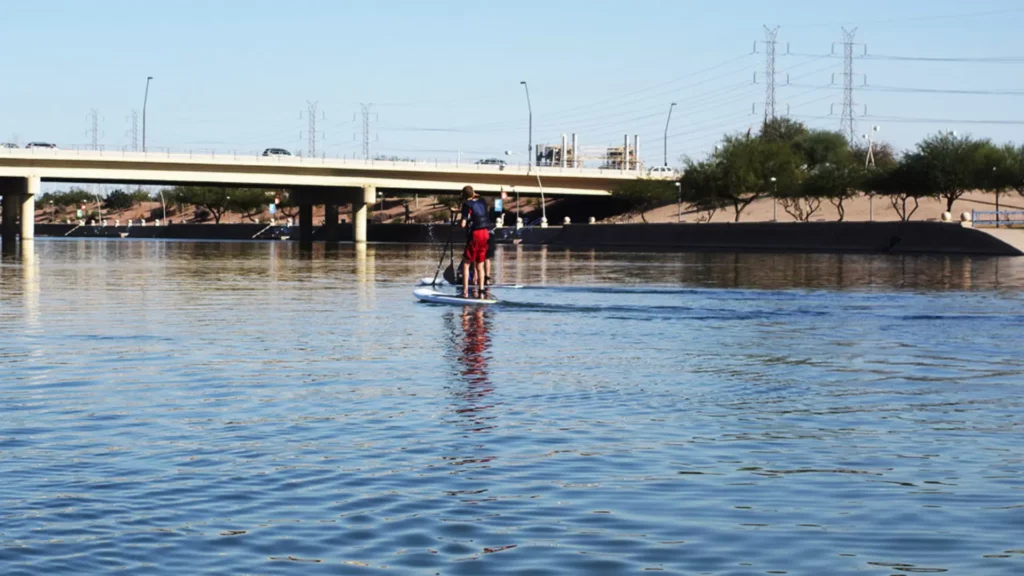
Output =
[
  {"x1": 971, "y1": 210, "x2": 1024, "y2": 227},
  {"x1": 0, "y1": 146, "x2": 660, "y2": 179}
]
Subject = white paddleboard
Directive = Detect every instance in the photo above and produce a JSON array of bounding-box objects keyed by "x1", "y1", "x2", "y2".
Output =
[
  {"x1": 417, "y1": 277, "x2": 523, "y2": 289},
  {"x1": 414, "y1": 287, "x2": 499, "y2": 305}
]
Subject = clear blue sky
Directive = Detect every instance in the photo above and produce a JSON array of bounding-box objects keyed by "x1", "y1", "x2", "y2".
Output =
[{"x1": 4, "y1": 0, "x2": 1024, "y2": 167}]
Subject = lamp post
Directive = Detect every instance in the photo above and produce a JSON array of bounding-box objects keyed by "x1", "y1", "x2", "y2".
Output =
[
  {"x1": 142, "y1": 76, "x2": 153, "y2": 152},
  {"x1": 675, "y1": 181, "x2": 682, "y2": 223},
  {"x1": 520, "y1": 81, "x2": 532, "y2": 168},
  {"x1": 863, "y1": 125, "x2": 880, "y2": 221},
  {"x1": 994, "y1": 166, "x2": 1000, "y2": 227},
  {"x1": 160, "y1": 189, "x2": 166, "y2": 222},
  {"x1": 770, "y1": 177, "x2": 778, "y2": 221},
  {"x1": 664, "y1": 102, "x2": 677, "y2": 167}
]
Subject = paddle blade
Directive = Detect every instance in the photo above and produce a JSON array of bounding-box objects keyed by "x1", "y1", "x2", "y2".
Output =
[{"x1": 442, "y1": 263, "x2": 457, "y2": 285}]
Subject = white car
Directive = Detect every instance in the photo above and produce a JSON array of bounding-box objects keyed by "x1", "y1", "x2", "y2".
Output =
[
  {"x1": 26, "y1": 142, "x2": 58, "y2": 149},
  {"x1": 648, "y1": 165, "x2": 677, "y2": 177}
]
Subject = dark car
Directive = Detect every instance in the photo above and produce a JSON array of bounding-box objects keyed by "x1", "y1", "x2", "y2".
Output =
[
  {"x1": 475, "y1": 158, "x2": 507, "y2": 169},
  {"x1": 26, "y1": 142, "x2": 58, "y2": 149},
  {"x1": 262, "y1": 148, "x2": 292, "y2": 157}
]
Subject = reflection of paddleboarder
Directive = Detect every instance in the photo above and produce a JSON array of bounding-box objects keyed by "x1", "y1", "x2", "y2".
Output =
[{"x1": 458, "y1": 307, "x2": 491, "y2": 387}]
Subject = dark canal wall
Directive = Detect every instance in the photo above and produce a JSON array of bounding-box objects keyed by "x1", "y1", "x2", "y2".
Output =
[{"x1": 35, "y1": 221, "x2": 1023, "y2": 256}]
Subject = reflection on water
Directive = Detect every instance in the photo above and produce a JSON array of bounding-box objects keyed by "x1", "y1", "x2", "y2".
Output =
[{"x1": 0, "y1": 239, "x2": 1022, "y2": 575}]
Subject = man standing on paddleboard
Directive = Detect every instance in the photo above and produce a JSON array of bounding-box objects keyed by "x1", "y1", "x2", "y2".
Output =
[{"x1": 459, "y1": 186, "x2": 490, "y2": 298}]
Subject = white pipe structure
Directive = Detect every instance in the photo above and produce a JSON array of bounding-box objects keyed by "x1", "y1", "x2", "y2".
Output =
[
  {"x1": 634, "y1": 135, "x2": 640, "y2": 173},
  {"x1": 561, "y1": 134, "x2": 567, "y2": 168},
  {"x1": 571, "y1": 133, "x2": 578, "y2": 167}
]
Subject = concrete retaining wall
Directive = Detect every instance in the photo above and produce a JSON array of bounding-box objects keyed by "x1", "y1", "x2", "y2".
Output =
[
  {"x1": 34, "y1": 221, "x2": 1022, "y2": 256},
  {"x1": 546, "y1": 222, "x2": 1022, "y2": 256}
]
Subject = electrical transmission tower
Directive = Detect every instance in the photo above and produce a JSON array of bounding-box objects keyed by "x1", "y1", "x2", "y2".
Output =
[
  {"x1": 302, "y1": 101, "x2": 320, "y2": 157},
  {"x1": 90, "y1": 109, "x2": 100, "y2": 150},
  {"x1": 839, "y1": 27, "x2": 857, "y2": 143},
  {"x1": 127, "y1": 110, "x2": 139, "y2": 152},
  {"x1": 359, "y1": 103, "x2": 376, "y2": 160},
  {"x1": 762, "y1": 25, "x2": 780, "y2": 124}
]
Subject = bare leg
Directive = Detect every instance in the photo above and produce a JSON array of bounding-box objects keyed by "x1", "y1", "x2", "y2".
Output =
[
  {"x1": 461, "y1": 261, "x2": 471, "y2": 297},
  {"x1": 476, "y1": 262, "x2": 486, "y2": 296},
  {"x1": 485, "y1": 259, "x2": 492, "y2": 284}
]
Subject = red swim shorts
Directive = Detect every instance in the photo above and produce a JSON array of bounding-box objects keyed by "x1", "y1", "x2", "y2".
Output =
[{"x1": 464, "y1": 229, "x2": 489, "y2": 264}]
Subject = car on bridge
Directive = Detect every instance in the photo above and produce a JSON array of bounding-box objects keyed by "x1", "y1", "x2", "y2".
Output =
[
  {"x1": 1, "y1": 143, "x2": 17, "y2": 149},
  {"x1": 26, "y1": 142, "x2": 57, "y2": 149},
  {"x1": 261, "y1": 148, "x2": 292, "y2": 157},
  {"x1": 648, "y1": 165, "x2": 678, "y2": 178},
  {"x1": 475, "y1": 158, "x2": 507, "y2": 169}
]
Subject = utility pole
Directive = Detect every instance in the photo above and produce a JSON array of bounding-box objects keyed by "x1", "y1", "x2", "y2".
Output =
[
  {"x1": 90, "y1": 109, "x2": 99, "y2": 150},
  {"x1": 839, "y1": 27, "x2": 857, "y2": 144},
  {"x1": 142, "y1": 76, "x2": 153, "y2": 152},
  {"x1": 763, "y1": 25, "x2": 779, "y2": 124},
  {"x1": 520, "y1": 81, "x2": 532, "y2": 167}
]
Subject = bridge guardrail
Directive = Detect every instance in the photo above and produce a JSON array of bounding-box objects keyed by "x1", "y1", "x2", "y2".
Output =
[{"x1": 0, "y1": 146, "x2": 652, "y2": 179}]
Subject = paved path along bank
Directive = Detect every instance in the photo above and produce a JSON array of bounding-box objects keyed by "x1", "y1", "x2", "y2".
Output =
[{"x1": 35, "y1": 221, "x2": 1023, "y2": 256}]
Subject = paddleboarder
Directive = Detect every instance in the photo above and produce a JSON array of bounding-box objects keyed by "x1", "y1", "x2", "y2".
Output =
[{"x1": 458, "y1": 186, "x2": 490, "y2": 298}]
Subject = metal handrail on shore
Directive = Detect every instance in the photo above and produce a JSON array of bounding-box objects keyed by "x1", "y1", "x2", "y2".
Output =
[{"x1": 971, "y1": 209, "x2": 1024, "y2": 227}]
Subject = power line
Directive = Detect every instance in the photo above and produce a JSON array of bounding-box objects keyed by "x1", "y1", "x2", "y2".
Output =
[
  {"x1": 786, "y1": 51, "x2": 1024, "y2": 63},
  {"x1": 794, "y1": 113, "x2": 1024, "y2": 126},
  {"x1": 784, "y1": 82, "x2": 1024, "y2": 96}
]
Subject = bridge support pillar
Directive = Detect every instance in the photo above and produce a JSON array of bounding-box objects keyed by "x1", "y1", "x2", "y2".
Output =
[
  {"x1": 1, "y1": 177, "x2": 28, "y2": 246},
  {"x1": 352, "y1": 185, "x2": 375, "y2": 244},
  {"x1": 21, "y1": 176, "x2": 39, "y2": 241},
  {"x1": 323, "y1": 203, "x2": 338, "y2": 241},
  {"x1": 298, "y1": 204, "x2": 313, "y2": 242}
]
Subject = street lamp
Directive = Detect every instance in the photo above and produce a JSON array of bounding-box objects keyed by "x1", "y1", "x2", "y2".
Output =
[
  {"x1": 142, "y1": 76, "x2": 153, "y2": 152},
  {"x1": 520, "y1": 81, "x2": 532, "y2": 168},
  {"x1": 675, "y1": 181, "x2": 682, "y2": 223},
  {"x1": 159, "y1": 189, "x2": 166, "y2": 222},
  {"x1": 664, "y1": 102, "x2": 677, "y2": 167},
  {"x1": 770, "y1": 177, "x2": 778, "y2": 221},
  {"x1": 863, "y1": 125, "x2": 880, "y2": 221}
]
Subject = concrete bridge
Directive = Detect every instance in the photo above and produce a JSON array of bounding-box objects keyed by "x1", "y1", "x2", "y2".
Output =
[{"x1": 0, "y1": 148, "x2": 647, "y2": 245}]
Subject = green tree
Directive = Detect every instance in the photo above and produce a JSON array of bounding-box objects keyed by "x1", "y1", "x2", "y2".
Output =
[
  {"x1": 914, "y1": 132, "x2": 989, "y2": 213},
  {"x1": 870, "y1": 156, "x2": 932, "y2": 221},
  {"x1": 760, "y1": 117, "x2": 809, "y2": 144},
  {"x1": 171, "y1": 186, "x2": 231, "y2": 223},
  {"x1": 611, "y1": 179, "x2": 677, "y2": 222},
  {"x1": 714, "y1": 133, "x2": 802, "y2": 222},
  {"x1": 791, "y1": 130, "x2": 862, "y2": 221},
  {"x1": 679, "y1": 159, "x2": 730, "y2": 221},
  {"x1": 104, "y1": 189, "x2": 135, "y2": 215},
  {"x1": 130, "y1": 189, "x2": 153, "y2": 205},
  {"x1": 228, "y1": 188, "x2": 270, "y2": 222}
]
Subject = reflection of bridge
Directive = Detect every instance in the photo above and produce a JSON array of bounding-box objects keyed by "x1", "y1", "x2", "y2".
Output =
[{"x1": 0, "y1": 149, "x2": 648, "y2": 245}]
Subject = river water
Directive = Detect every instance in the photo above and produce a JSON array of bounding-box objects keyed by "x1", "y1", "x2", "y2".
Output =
[{"x1": 1, "y1": 240, "x2": 1022, "y2": 575}]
